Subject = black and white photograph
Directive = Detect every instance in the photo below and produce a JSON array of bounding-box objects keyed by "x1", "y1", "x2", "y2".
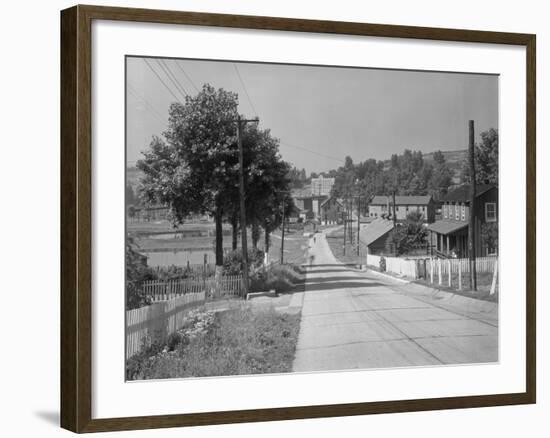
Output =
[{"x1": 125, "y1": 56, "x2": 499, "y2": 381}]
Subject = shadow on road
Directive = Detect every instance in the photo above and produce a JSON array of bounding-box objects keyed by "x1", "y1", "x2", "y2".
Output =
[{"x1": 303, "y1": 281, "x2": 384, "y2": 292}]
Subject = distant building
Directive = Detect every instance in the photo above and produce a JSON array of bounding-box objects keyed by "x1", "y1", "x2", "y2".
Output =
[
  {"x1": 292, "y1": 185, "x2": 328, "y2": 221},
  {"x1": 360, "y1": 218, "x2": 395, "y2": 255},
  {"x1": 427, "y1": 184, "x2": 498, "y2": 258},
  {"x1": 311, "y1": 175, "x2": 335, "y2": 196},
  {"x1": 368, "y1": 195, "x2": 436, "y2": 223},
  {"x1": 320, "y1": 196, "x2": 344, "y2": 224}
]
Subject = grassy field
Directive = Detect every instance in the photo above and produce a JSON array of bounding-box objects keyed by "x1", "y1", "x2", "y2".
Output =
[
  {"x1": 126, "y1": 305, "x2": 301, "y2": 380},
  {"x1": 267, "y1": 229, "x2": 310, "y2": 266}
]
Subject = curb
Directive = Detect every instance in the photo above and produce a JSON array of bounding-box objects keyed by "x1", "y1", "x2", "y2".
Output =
[{"x1": 364, "y1": 268, "x2": 411, "y2": 284}]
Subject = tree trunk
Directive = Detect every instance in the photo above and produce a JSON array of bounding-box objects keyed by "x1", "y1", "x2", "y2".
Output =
[
  {"x1": 231, "y1": 214, "x2": 238, "y2": 251},
  {"x1": 264, "y1": 225, "x2": 270, "y2": 253},
  {"x1": 215, "y1": 209, "x2": 224, "y2": 266},
  {"x1": 251, "y1": 222, "x2": 260, "y2": 248}
]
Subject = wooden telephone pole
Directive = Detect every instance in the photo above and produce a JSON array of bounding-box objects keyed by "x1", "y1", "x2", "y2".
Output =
[
  {"x1": 236, "y1": 115, "x2": 259, "y2": 297},
  {"x1": 356, "y1": 196, "x2": 361, "y2": 256},
  {"x1": 392, "y1": 190, "x2": 397, "y2": 227},
  {"x1": 468, "y1": 120, "x2": 478, "y2": 291},
  {"x1": 280, "y1": 195, "x2": 286, "y2": 264},
  {"x1": 342, "y1": 211, "x2": 347, "y2": 255}
]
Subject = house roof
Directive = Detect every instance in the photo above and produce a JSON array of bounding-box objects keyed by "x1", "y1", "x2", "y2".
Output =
[
  {"x1": 426, "y1": 220, "x2": 468, "y2": 235},
  {"x1": 359, "y1": 218, "x2": 394, "y2": 246},
  {"x1": 320, "y1": 196, "x2": 343, "y2": 208},
  {"x1": 442, "y1": 184, "x2": 496, "y2": 203},
  {"x1": 369, "y1": 195, "x2": 433, "y2": 206}
]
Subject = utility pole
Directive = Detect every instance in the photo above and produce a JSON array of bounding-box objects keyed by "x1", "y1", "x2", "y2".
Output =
[
  {"x1": 468, "y1": 120, "x2": 478, "y2": 291},
  {"x1": 236, "y1": 115, "x2": 259, "y2": 297},
  {"x1": 280, "y1": 195, "x2": 286, "y2": 264},
  {"x1": 356, "y1": 196, "x2": 361, "y2": 256},
  {"x1": 349, "y1": 195, "x2": 353, "y2": 244},
  {"x1": 343, "y1": 211, "x2": 347, "y2": 255},
  {"x1": 392, "y1": 190, "x2": 397, "y2": 227}
]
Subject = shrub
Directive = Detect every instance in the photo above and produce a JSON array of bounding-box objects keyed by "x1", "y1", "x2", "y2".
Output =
[
  {"x1": 250, "y1": 264, "x2": 303, "y2": 293},
  {"x1": 379, "y1": 256, "x2": 386, "y2": 272},
  {"x1": 223, "y1": 248, "x2": 265, "y2": 275},
  {"x1": 126, "y1": 235, "x2": 157, "y2": 310}
]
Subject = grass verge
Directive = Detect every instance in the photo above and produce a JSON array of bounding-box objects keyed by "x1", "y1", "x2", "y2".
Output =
[
  {"x1": 127, "y1": 305, "x2": 301, "y2": 380},
  {"x1": 414, "y1": 271, "x2": 498, "y2": 302},
  {"x1": 325, "y1": 233, "x2": 368, "y2": 266}
]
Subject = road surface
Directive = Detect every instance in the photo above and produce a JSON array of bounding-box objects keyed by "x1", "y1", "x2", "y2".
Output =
[{"x1": 292, "y1": 232, "x2": 498, "y2": 372}]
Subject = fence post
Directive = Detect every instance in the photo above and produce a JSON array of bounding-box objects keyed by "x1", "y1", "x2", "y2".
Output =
[
  {"x1": 458, "y1": 263, "x2": 462, "y2": 290},
  {"x1": 447, "y1": 259, "x2": 452, "y2": 287},
  {"x1": 438, "y1": 258, "x2": 442, "y2": 286},
  {"x1": 490, "y1": 259, "x2": 498, "y2": 295}
]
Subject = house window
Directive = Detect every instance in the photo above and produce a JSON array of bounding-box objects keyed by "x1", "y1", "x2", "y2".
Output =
[
  {"x1": 461, "y1": 204, "x2": 466, "y2": 221},
  {"x1": 485, "y1": 203, "x2": 497, "y2": 222},
  {"x1": 455, "y1": 204, "x2": 460, "y2": 220},
  {"x1": 443, "y1": 205, "x2": 448, "y2": 219}
]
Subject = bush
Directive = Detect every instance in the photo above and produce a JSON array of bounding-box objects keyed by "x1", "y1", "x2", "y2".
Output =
[
  {"x1": 126, "y1": 236, "x2": 157, "y2": 310},
  {"x1": 250, "y1": 264, "x2": 303, "y2": 293},
  {"x1": 223, "y1": 248, "x2": 265, "y2": 275}
]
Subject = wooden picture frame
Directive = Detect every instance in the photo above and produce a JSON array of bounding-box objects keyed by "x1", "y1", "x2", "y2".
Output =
[{"x1": 61, "y1": 4, "x2": 536, "y2": 433}]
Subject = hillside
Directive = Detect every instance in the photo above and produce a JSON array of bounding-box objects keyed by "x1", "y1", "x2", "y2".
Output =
[{"x1": 423, "y1": 149, "x2": 467, "y2": 183}]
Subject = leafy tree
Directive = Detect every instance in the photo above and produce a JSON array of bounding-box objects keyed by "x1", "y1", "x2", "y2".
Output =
[
  {"x1": 288, "y1": 166, "x2": 308, "y2": 189},
  {"x1": 461, "y1": 128, "x2": 498, "y2": 185},
  {"x1": 126, "y1": 236, "x2": 156, "y2": 310},
  {"x1": 137, "y1": 84, "x2": 239, "y2": 267},
  {"x1": 384, "y1": 211, "x2": 428, "y2": 255},
  {"x1": 220, "y1": 124, "x2": 292, "y2": 251},
  {"x1": 428, "y1": 150, "x2": 453, "y2": 197}
]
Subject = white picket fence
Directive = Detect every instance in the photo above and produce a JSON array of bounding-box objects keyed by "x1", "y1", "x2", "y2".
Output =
[
  {"x1": 365, "y1": 254, "x2": 417, "y2": 278},
  {"x1": 126, "y1": 291, "x2": 205, "y2": 359},
  {"x1": 142, "y1": 275, "x2": 243, "y2": 302},
  {"x1": 366, "y1": 254, "x2": 382, "y2": 269},
  {"x1": 365, "y1": 254, "x2": 498, "y2": 282},
  {"x1": 126, "y1": 275, "x2": 244, "y2": 359},
  {"x1": 426, "y1": 256, "x2": 497, "y2": 275}
]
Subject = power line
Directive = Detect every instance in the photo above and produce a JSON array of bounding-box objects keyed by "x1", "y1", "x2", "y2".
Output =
[
  {"x1": 157, "y1": 59, "x2": 188, "y2": 100},
  {"x1": 233, "y1": 63, "x2": 258, "y2": 116},
  {"x1": 279, "y1": 140, "x2": 345, "y2": 163},
  {"x1": 174, "y1": 60, "x2": 199, "y2": 93},
  {"x1": 127, "y1": 84, "x2": 166, "y2": 124},
  {"x1": 158, "y1": 59, "x2": 188, "y2": 98},
  {"x1": 142, "y1": 58, "x2": 182, "y2": 104}
]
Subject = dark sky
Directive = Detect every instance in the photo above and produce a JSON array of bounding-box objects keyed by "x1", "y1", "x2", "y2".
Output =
[{"x1": 126, "y1": 57, "x2": 498, "y2": 173}]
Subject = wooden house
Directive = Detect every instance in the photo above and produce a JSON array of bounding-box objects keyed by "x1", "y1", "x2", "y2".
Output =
[{"x1": 426, "y1": 184, "x2": 498, "y2": 258}]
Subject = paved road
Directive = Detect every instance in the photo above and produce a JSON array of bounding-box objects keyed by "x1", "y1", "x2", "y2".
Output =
[{"x1": 292, "y1": 232, "x2": 498, "y2": 372}]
